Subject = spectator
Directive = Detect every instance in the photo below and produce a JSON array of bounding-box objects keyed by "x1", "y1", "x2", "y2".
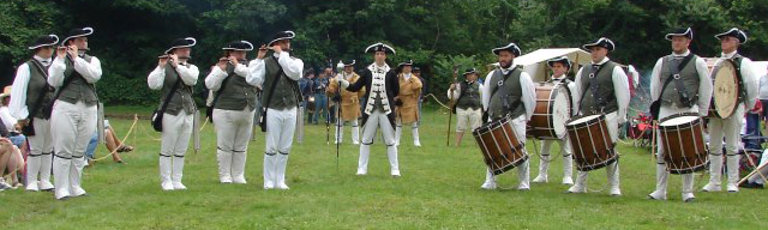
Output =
[
  {"x1": 414, "y1": 67, "x2": 426, "y2": 126},
  {"x1": 0, "y1": 137, "x2": 24, "y2": 190},
  {"x1": 300, "y1": 70, "x2": 316, "y2": 123},
  {"x1": 313, "y1": 70, "x2": 330, "y2": 124},
  {"x1": 0, "y1": 86, "x2": 25, "y2": 148},
  {"x1": 85, "y1": 120, "x2": 132, "y2": 165},
  {"x1": 759, "y1": 65, "x2": 768, "y2": 135}
]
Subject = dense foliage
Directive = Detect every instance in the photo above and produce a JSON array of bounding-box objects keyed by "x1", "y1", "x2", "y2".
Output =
[{"x1": 1, "y1": 0, "x2": 765, "y2": 105}]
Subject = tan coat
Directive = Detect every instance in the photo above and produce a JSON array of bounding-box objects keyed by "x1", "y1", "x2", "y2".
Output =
[
  {"x1": 327, "y1": 72, "x2": 365, "y2": 121},
  {"x1": 395, "y1": 73, "x2": 423, "y2": 123}
]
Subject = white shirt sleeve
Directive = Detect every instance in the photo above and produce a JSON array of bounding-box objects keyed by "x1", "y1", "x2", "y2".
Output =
[
  {"x1": 147, "y1": 66, "x2": 165, "y2": 90},
  {"x1": 277, "y1": 52, "x2": 303, "y2": 81},
  {"x1": 695, "y1": 57, "x2": 713, "y2": 115},
  {"x1": 9, "y1": 63, "x2": 31, "y2": 120},
  {"x1": 47, "y1": 57, "x2": 67, "y2": 87},
  {"x1": 204, "y1": 66, "x2": 228, "y2": 91},
  {"x1": 481, "y1": 72, "x2": 494, "y2": 111},
  {"x1": 567, "y1": 81, "x2": 579, "y2": 116},
  {"x1": 247, "y1": 59, "x2": 266, "y2": 86},
  {"x1": 612, "y1": 66, "x2": 630, "y2": 124},
  {"x1": 234, "y1": 63, "x2": 249, "y2": 78},
  {"x1": 0, "y1": 107, "x2": 17, "y2": 132},
  {"x1": 447, "y1": 83, "x2": 461, "y2": 100},
  {"x1": 520, "y1": 72, "x2": 536, "y2": 121},
  {"x1": 742, "y1": 58, "x2": 759, "y2": 110},
  {"x1": 175, "y1": 64, "x2": 199, "y2": 86},
  {"x1": 73, "y1": 56, "x2": 102, "y2": 83},
  {"x1": 649, "y1": 58, "x2": 664, "y2": 102},
  {"x1": 573, "y1": 67, "x2": 584, "y2": 115}
]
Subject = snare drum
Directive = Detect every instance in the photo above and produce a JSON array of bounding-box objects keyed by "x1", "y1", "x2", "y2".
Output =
[
  {"x1": 566, "y1": 114, "x2": 618, "y2": 171},
  {"x1": 473, "y1": 115, "x2": 529, "y2": 175},
  {"x1": 528, "y1": 82, "x2": 572, "y2": 140},
  {"x1": 659, "y1": 114, "x2": 708, "y2": 174}
]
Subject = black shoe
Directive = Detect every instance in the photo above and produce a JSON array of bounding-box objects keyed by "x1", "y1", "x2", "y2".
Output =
[{"x1": 739, "y1": 182, "x2": 764, "y2": 189}]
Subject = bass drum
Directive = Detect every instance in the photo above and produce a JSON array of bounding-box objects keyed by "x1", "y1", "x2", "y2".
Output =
[
  {"x1": 708, "y1": 59, "x2": 741, "y2": 119},
  {"x1": 527, "y1": 82, "x2": 572, "y2": 140}
]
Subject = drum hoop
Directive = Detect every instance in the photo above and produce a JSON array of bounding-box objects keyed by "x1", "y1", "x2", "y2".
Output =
[{"x1": 658, "y1": 112, "x2": 701, "y2": 130}]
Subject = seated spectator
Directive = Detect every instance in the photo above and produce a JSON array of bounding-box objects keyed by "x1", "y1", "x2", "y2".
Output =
[
  {"x1": 0, "y1": 87, "x2": 26, "y2": 148},
  {"x1": 0, "y1": 137, "x2": 24, "y2": 191},
  {"x1": 85, "y1": 120, "x2": 133, "y2": 166}
]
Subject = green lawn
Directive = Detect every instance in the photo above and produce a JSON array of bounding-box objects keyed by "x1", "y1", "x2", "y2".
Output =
[{"x1": 1, "y1": 106, "x2": 766, "y2": 229}]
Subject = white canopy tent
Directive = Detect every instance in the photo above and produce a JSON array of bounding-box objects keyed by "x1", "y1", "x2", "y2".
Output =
[{"x1": 513, "y1": 48, "x2": 592, "y2": 82}]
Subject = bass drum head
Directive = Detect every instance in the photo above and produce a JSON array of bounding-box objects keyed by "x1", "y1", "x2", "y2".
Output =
[
  {"x1": 659, "y1": 115, "x2": 698, "y2": 126},
  {"x1": 712, "y1": 60, "x2": 739, "y2": 118},
  {"x1": 567, "y1": 114, "x2": 601, "y2": 126},
  {"x1": 552, "y1": 85, "x2": 571, "y2": 138}
]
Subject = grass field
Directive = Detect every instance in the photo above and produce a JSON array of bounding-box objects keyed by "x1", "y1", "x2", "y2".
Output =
[{"x1": 1, "y1": 106, "x2": 767, "y2": 229}]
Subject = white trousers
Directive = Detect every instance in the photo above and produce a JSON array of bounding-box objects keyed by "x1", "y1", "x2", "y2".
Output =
[
  {"x1": 335, "y1": 119, "x2": 360, "y2": 144},
  {"x1": 26, "y1": 117, "x2": 54, "y2": 190},
  {"x1": 213, "y1": 108, "x2": 255, "y2": 182},
  {"x1": 483, "y1": 115, "x2": 530, "y2": 189},
  {"x1": 263, "y1": 107, "x2": 297, "y2": 187},
  {"x1": 358, "y1": 110, "x2": 399, "y2": 175},
  {"x1": 51, "y1": 100, "x2": 97, "y2": 199},
  {"x1": 159, "y1": 110, "x2": 194, "y2": 187}
]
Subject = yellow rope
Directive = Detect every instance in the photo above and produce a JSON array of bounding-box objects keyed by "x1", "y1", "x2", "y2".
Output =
[
  {"x1": 137, "y1": 118, "x2": 163, "y2": 141},
  {"x1": 92, "y1": 115, "x2": 139, "y2": 162},
  {"x1": 423, "y1": 93, "x2": 451, "y2": 110}
]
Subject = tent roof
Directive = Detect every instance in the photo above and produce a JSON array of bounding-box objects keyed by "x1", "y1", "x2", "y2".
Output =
[{"x1": 514, "y1": 48, "x2": 592, "y2": 67}]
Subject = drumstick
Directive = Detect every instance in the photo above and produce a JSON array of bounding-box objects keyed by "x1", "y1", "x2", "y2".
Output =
[{"x1": 738, "y1": 159, "x2": 768, "y2": 185}]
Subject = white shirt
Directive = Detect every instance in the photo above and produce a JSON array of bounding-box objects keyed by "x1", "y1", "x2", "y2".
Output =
[
  {"x1": 48, "y1": 54, "x2": 102, "y2": 88},
  {"x1": 0, "y1": 106, "x2": 17, "y2": 133},
  {"x1": 148, "y1": 61, "x2": 200, "y2": 90},
  {"x1": 573, "y1": 57, "x2": 630, "y2": 123},
  {"x1": 759, "y1": 75, "x2": 768, "y2": 100},
  {"x1": 247, "y1": 52, "x2": 304, "y2": 87},
  {"x1": 649, "y1": 50, "x2": 712, "y2": 117},
  {"x1": 447, "y1": 80, "x2": 483, "y2": 100},
  {"x1": 9, "y1": 55, "x2": 52, "y2": 120},
  {"x1": 204, "y1": 62, "x2": 251, "y2": 91},
  {"x1": 718, "y1": 51, "x2": 759, "y2": 110},
  {"x1": 480, "y1": 63, "x2": 536, "y2": 121}
]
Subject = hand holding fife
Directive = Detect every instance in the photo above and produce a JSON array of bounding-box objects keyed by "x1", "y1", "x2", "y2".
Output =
[
  {"x1": 272, "y1": 44, "x2": 283, "y2": 54},
  {"x1": 67, "y1": 45, "x2": 78, "y2": 58},
  {"x1": 229, "y1": 56, "x2": 239, "y2": 66},
  {"x1": 169, "y1": 54, "x2": 179, "y2": 67},
  {"x1": 257, "y1": 45, "x2": 268, "y2": 59},
  {"x1": 56, "y1": 46, "x2": 67, "y2": 59},
  {"x1": 216, "y1": 57, "x2": 228, "y2": 71},
  {"x1": 158, "y1": 55, "x2": 169, "y2": 67}
]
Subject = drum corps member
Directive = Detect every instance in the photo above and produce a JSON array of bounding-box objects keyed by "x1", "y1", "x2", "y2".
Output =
[
  {"x1": 205, "y1": 40, "x2": 257, "y2": 184},
  {"x1": 327, "y1": 59, "x2": 364, "y2": 145},
  {"x1": 249, "y1": 31, "x2": 304, "y2": 190},
  {"x1": 647, "y1": 28, "x2": 712, "y2": 202},
  {"x1": 447, "y1": 68, "x2": 483, "y2": 147},
  {"x1": 10, "y1": 34, "x2": 58, "y2": 192},
  {"x1": 479, "y1": 42, "x2": 535, "y2": 190},
  {"x1": 702, "y1": 28, "x2": 759, "y2": 193},
  {"x1": 394, "y1": 60, "x2": 423, "y2": 147},
  {"x1": 337, "y1": 42, "x2": 401, "y2": 177},
  {"x1": 567, "y1": 37, "x2": 629, "y2": 196},
  {"x1": 532, "y1": 56, "x2": 576, "y2": 185},
  {"x1": 48, "y1": 27, "x2": 102, "y2": 200},
  {"x1": 148, "y1": 37, "x2": 199, "y2": 191}
]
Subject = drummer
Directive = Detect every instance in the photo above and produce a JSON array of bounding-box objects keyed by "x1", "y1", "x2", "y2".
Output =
[
  {"x1": 532, "y1": 56, "x2": 576, "y2": 185},
  {"x1": 647, "y1": 27, "x2": 712, "y2": 202},
  {"x1": 702, "y1": 27, "x2": 759, "y2": 193},
  {"x1": 479, "y1": 42, "x2": 536, "y2": 191},
  {"x1": 567, "y1": 37, "x2": 629, "y2": 196}
]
